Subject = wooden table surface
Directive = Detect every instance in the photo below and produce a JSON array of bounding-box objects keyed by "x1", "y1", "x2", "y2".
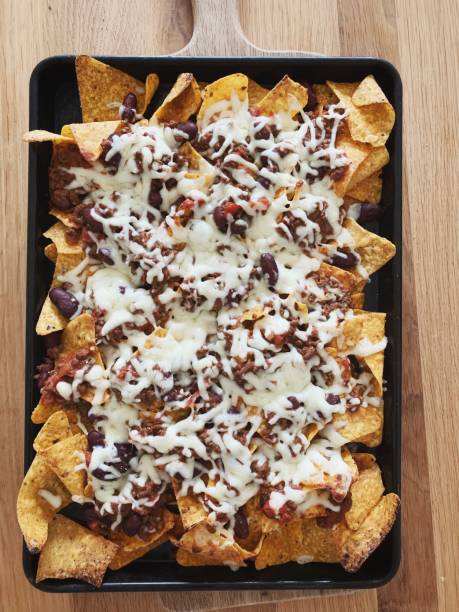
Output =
[{"x1": 1, "y1": 1, "x2": 458, "y2": 611}]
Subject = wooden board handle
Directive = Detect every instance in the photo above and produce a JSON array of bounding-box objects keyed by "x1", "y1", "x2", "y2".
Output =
[{"x1": 174, "y1": 0, "x2": 323, "y2": 57}]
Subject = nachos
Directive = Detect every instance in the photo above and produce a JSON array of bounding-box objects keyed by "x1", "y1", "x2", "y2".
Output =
[{"x1": 19, "y1": 57, "x2": 399, "y2": 586}]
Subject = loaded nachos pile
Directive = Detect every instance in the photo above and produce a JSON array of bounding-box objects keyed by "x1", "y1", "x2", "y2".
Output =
[{"x1": 19, "y1": 55, "x2": 399, "y2": 587}]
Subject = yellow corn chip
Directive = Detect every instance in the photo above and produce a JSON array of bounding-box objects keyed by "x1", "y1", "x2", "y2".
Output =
[
  {"x1": 23, "y1": 130, "x2": 74, "y2": 144},
  {"x1": 327, "y1": 78, "x2": 395, "y2": 147},
  {"x1": 257, "y1": 75, "x2": 308, "y2": 116},
  {"x1": 345, "y1": 463, "x2": 384, "y2": 530},
  {"x1": 39, "y1": 433, "x2": 87, "y2": 496},
  {"x1": 17, "y1": 455, "x2": 71, "y2": 552},
  {"x1": 44, "y1": 243, "x2": 57, "y2": 263},
  {"x1": 36, "y1": 296, "x2": 68, "y2": 336},
  {"x1": 347, "y1": 172, "x2": 383, "y2": 204},
  {"x1": 346, "y1": 146, "x2": 389, "y2": 191},
  {"x1": 344, "y1": 217, "x2": 396, "y2": 275},
  {"x1": 313, "y1": 83, "x2": 338, "y2": 110},
  {"x1": 177, "y1": 522, "x2": 252, "y2": 567},
  {"x1": 255, "y1": 519, "x2": 304, "y2": 569},
  {"x1": 49, "y1": 208, "x2": 79, "y2": 228},
  {"x1": 43, "y1": 222, "x2": 83, "y2": 255},
  {"x1": 352, "y1": 452, "x2": 377, "y2": 472},
  {"x1": 198, "y1": 73, "x2": 248, "y2": 125},
  {"x1": 355, "y1": 403, "x2": 384, "y2": 446},
  {"x1": 334, "y1": 404, "x2": 383, "y2": 442},
  {"x1": 153, "y1": 73, "x2": 201, "y2": 123},
  {"x1": 36, "y1": 514, "x2": 118, "y2": 587},
  {"x1": 334, "y1": 127, "x2": 372, "y2": 196},
  {"x1": 75, "y1": 55, "x2": 157, "y2": 122},
  {"x1": 247, "y1": 77, "x2": 269, "y2": 106},
  {"x1": 33, "y1": 411, "x2": 72, "y2": 452},
  {"x1": 65, "y1": 120, "x2": 121, "y2": 162},
  {"x1": 340, "y1": 493, "x2": 399, "y2": 572}
]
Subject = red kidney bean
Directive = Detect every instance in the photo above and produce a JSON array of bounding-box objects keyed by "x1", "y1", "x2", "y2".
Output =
[
  {"x1": 358, "y1": 203, "x2": 383, "y2": 223},
  {"x1": 257, "y1": 175, "x2": 271, "y2": 189},
  {"x1": 52, "y1": 189, "x2": 74, "y2": 211},
  {"x1": 148, "y1": 182, "x2": 163, "y2": 208},
  {"x1": 115, "y1": 442, "x2": 137, "y2": 463},
  {"x1": 88, "y1": 431, "x2": 105, "y2": 450},
  {"x1": 49, "y1": 287, "x2": 79, "y2": 318},
  {"x1": 165, "y1": 177, "x2": 177, "y2": 190},
  {"x1": 176, "y1": 121, "x2": 198, "y2": 141},
  {"x1": 330, "y1": 250, "x2": 358, "y2": 269},
  {"x1": 230, "y1": 219, "x2": 247, "y2": 235},
  {"x1": 260, "y1": 155, "x2": 279, "y2": 173},
  {"x1": 97, "y1": 247, "x2": 114, "y2": 265},
  {"x1": 326, "y1": 393, "x2": 340, "y2": 405},
  {"x1": 287, "y1": 396, "x2": 300, "y2": 409},
  {"x1": 260, "y1": 253, "x2": 279, "y2": 286},
  {"x1": 213, "y1": 206, "x2": 229, "y2": 232},
  {"x1": 82, "y1": 206, "x2": 104, "y2": 233},
  {"x1": 120, "y1": 92, "x2": 137, "y2": 122},
  {"x1": 233, "y1": 509, "x2": 249, "y2": 539},
  {"x1": 91, "y1": 467, "x2": 118, "y2": 481},
  {"x1": 254, "y1": 126, "x2": 270, "y2": 140},
  {"x1": 36, "y1": 358, "x2": 54, "y2": 390},
  {"x1": 349, "y1": 355, "x2": 362, "y2": 378},
  {"x1": 122, "y1": 513, "x2": 142, "y2": 536}
]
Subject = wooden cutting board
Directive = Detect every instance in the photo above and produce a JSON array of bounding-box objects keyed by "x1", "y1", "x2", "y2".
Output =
[{"x1": 1, "y1": 1, "x2": 457, "y2": 611}]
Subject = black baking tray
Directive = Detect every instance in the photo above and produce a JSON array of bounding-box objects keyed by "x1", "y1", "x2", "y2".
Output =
[{"x1": 24, "y1": 55, "x2": 402, "y2": 592}]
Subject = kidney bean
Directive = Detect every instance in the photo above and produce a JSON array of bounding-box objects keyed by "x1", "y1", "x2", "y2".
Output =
[
  {"x1": 120, "y1": 92, "x2": 137, "y2": 122},
  {"x1": 358, "y1": 203, "x2": 383, "y2": 223},
  {"x1": 52, "y1": 189, "x2": 74, "y2": 211},
  {"x1": 233, "y1": 509, "x2": 249, "y2": 539},
  {"x1": 49, "y1": 287, "x2": 79, "y2": 318},
  {"x1": 122, "y1": 513, "x2": 142, "y2": 536},
  {"x1": 165, "y1": 177, "x2": 177, "y2": 190},
  {"x1": 257, "y1": 175, "x2": 271, "y2": 189},
  {"x1": 326, "y1": 393, "x2": 340, "y2": 405},
  {"x1": 287, "y1": 396, "x2": 300, "y2": 410},
  {"x1": 330, "y1": 250, "x2": 358, "y2": 269},
  {"x1": 260, "y1": 155, "x2": 279, "y2": 173},
  {"x1": 148, "y1": 185, "x2": 163, "y2": 209},
  {"x1": 260, "y1": 253, "x2": 279, "y2": 286},
  {"x1": 87, "y1": 431, "x2": 105, "y2": 450},
  {"x1": 36, "y1": 358, "x2": 54, "y2": 390},
  {"x1": 97, "y1": 247, "x2": 114, "y2": 265},
  {"x1": 254, "y1": 126, "x2": 270, "y2": 140},
  {"x1": 82, "y1": 206, "x2": 104, "y2": 233},
  {"x1": 230, "y1": 219, "x2": 247, "y2": 235},
  {"x1": 91, "y1": 467, "x2": 118, "y2": 481},
  {"x1": 349, "y1": 355, "x2": 362, "y2": 378},
  {"x1": 213, "y1": 206, "x2": 228, "y2": 232},
  {"x1": 115, "y1": 442, "x2": 137, "y2": 463},
  {"x1": 176, "y1": 121, "x2": 198, "y2": 141}
]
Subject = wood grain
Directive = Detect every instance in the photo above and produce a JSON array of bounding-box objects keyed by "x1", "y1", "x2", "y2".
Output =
[{"x1": 1, "y1": 1, "x2": 458, "y2": 611}]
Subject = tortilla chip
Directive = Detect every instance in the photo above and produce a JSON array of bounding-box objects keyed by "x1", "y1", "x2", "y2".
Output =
[
  {"x1": 36, "y1": 514, "x2": 118, "y2": 587},
  {"x1": 247, "y1": 78, "x2": 269, "y2": 106},
  {"x1": 341, "y1": 447, "x2": 359, "y2": 483},
  {"x1": 198, "y1": 73, "x2": 248, "y2": 125},
  {"x1": 347, "y1": 146, "x2": 389, "y2": 191},
  {"x1": 33, "y1": 411, "x2": 72, "y2": 452},
  {"x1": 36, "y1": 296, "x2": 68, "y2": 336},
  {"x1": 327, "y1": 78, "x2": 395, "y2": 147},
  {"x1": 334, "y1": 128, "x2": 371, "y2": 196},
  {"x1": 313, "y1": 83, "x2": 338, "y2": 111},
  {"x1": 177, "y1": 522, "x2": 252, "y2": 567},
  {"x1": 65, "y1": 121, "x2": 121, "y2": 162},
  {"x1": 44, "y1": 243, "x2": 57, "y2": 263},
  {"x1": 352, "y1": 292, "x2": 365, "y2": 308},
  {"x1": 49, "y1": 208, "x2": 79, "y2": 228},
  {"x1": 39, "y1": 433, "x2": 87, "y2": 496},
  {"x1": 314, "y1": 262, "x2": 358, "y2": 293},
  {"x1": 345, "y1": 463, "x2": 384, "y2": 531},
  {"x1": 299, "y1": 519, "x2": 343, "y2": 563},
  {"x1": 153, "y1": 73, "x2": 201, "y2": 124},
  {"x1": 340, "y1": 493, "x2": 399, "y2": 572},
  {"x1": 352, "y1": 452, "x2": 377, "y2": 471},
  {"x1": 355, "y1": 403, "x2": 384, "y2": 446},
  {"x1": 43, "y1": 222, "x2": 83, "y2": 255},
  {"x1": 23, "y1": 130, "x2": 74, "y2": 144},
  {"x1": 109, "y1": 510, "x2": 174, "y2": 570},
  {"x1": 176, "y1": 548, "x2": 226, "y2": 567},
  {"x1": 75, "y1": 55, "x2": 157, "y2": 122},
  {"x1": 61, "y1": 312, "x2": 97, "y2": 355},
  {"x1": 334, "y1": 404, "x2": 383, "y2": 442},
  {"x1": 347, "y1": 172, "x2": 383, "y2": 204},
  {"x1": 175, "y1": 493, "x2": 208, "y2": 530},
  {"x1": 255, "y1": 519, "x2": 303, "y2": 569},
  {"x1": 257, "y1": 75, "x2": 308, "y2": 116},
  {"x1": 344, "y1": 217, "x2": 396, "y2": 275},
  {"x1": 17, "y1": 455, "x2": 71, "y2": 552}
]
